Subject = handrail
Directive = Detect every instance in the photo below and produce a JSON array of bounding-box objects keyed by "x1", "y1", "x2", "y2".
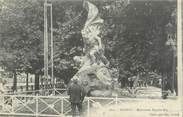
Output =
[{"x1": 3, "y1": 88, "x2": 67, "y2": 95}]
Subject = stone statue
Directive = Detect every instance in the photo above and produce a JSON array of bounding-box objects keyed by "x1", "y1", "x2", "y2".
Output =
[{"x1": 71, "y1": 1, "x2": 112, "y2": 97}]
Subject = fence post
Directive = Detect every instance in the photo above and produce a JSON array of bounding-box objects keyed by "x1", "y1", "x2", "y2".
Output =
[
  {"x1": 115, "y1": 95, "x2": 118, "y2": 106},
  {"x1": 36, "y1": 96, "x2": 38, "y2": 117},
  {"x1": 11, "y1": 95, "x2": 15, "y2": 113},
  {"x1": 61, "y1": 97, "x2": 63, "y2": 114},
  {"x1": 2, "y1": 95, "x2": 4, "y2": 111},
  {"x1": 87, "y1": 97, "x2": 90, "y2": 116}
]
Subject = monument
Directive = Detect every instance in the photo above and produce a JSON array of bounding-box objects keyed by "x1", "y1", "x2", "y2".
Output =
[{"x1": 71, "y1": 1, "x2": 113, "y2": 97}]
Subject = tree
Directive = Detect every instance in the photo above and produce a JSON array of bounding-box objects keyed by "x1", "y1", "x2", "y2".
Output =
[
  {"x1": 101, "y1": 0, "x2": 176, "y2": 78},
  {"x1": 0, "y1": 0, "x2": 84, "y2": 89},
  {"x1": 0, "y1": 0, "x2": 44, "y2": 91},
  {"x1": 0, "y1": 0, "x2": 176, "y2": 92}
]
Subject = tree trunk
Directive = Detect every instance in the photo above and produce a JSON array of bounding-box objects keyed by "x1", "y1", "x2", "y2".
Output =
[
  {"x1": 26, "y1": 72, "x2": 29, "y2": 91},
  {"x1": 40, "y1": 75, "x2": 43, "y2": 89},
  {"x1": 34, "y1": 73, "x2": 40, "y2": 91},
  {"x1": 13, "y1": 71, "x2": 17, "y2": 92}
]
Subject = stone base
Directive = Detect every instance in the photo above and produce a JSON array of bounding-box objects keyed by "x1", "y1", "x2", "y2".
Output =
[
  {"x1": 72, "y1": 65, "x2": 112, "y2": 97},
  {"x1": 90, "y1": 90, "x2": 112, "y2": 97}
]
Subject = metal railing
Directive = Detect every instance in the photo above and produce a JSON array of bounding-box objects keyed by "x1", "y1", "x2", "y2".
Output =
[
  {"x1": 4, "y1": 88, "x2": 67, "y2": 96},
  {"x1": 0, "y1": 94, "x2": 126, "y2": 117},
  {"x1": 0, "y1": 94, "x2": 178, "y2": 117}
]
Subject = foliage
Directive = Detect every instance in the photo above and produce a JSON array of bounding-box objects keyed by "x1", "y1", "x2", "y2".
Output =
[{"x1": 0, "y1": 0, "x2": 176, "y2": 84}]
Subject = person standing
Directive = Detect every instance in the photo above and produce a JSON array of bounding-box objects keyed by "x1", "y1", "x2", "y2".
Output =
[
  {"x1": 67, "y1": 78, "x2": 86, "y2": 117},
  {"x1": 0, "y1": 79, "x2": 5, "y2": 94},
  {"x1": 162, "y1": 78, "x2": 173, "y2": 99},
  {"x1": 0, "y1": 79, "x2": 4, "y2": 110},
  {"x1": 128, "y1": 77, "x2": 134, "y2": 89}
]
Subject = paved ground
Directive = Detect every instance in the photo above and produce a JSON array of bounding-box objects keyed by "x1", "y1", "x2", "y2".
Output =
[
  {"x1": 88, "y1": 98, "x2": 182, "y2": 117},
  {"x1": 86, "y1": 87, "x2": 182, "y2": 117}
]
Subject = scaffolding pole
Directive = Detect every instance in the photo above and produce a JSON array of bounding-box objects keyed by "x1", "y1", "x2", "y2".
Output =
[
  {"x1": 44, "y1": 0, "x2": 54, "y2": 93},
  {"x1": 44, "y1": 1, "x2": 48, "y2": 90},
  {"x1": 50, "y1": 3, "x2": 55, "y2": 92}
]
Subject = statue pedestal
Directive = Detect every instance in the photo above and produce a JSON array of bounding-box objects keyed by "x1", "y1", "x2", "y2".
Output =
[{"x1": 73, "y1": 64, "x2": 112, "y2": 97}]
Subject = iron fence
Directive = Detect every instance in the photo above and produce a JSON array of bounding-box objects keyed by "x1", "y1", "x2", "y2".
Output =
[
  {"x1": 0, "y1": 94, "x2": 177, "y2": 117},
  {"x1": 0, "y1": 94, "x2": 120, "y2": 117}
]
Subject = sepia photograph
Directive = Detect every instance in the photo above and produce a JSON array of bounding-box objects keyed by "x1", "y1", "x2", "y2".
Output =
[{"x1": 0, "y1": 0, "x2": 182, "y2": 117}]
